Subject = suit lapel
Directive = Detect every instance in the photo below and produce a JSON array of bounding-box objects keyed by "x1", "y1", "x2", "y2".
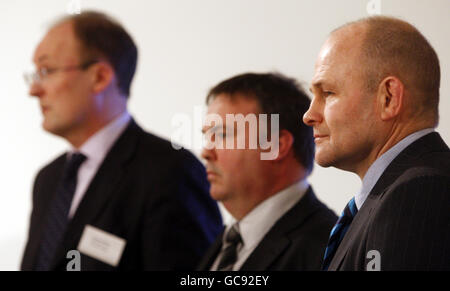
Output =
[
  {"x1": 327, "y1": 192, "x2": 379, "y2": 270},
  {"x1": 196, "y1": 228, "x2": 225, "y2": 271},
  {"x1": 50, "y1": 120, "x2": 141, "y2": 269},
  {"x1": 239, "y1": 236, "x2": 290, "y2": 271},
  {"x1": 368, "y1": 132, "x2": 448, "y2": 198},
  {"x1": 25, "y1": 155, "x2": 66, "y2": 269},
  {"x1": 328, "y1": 132, "x2": 449, "y2": 270},
  {"x1": 240, "y1": 187, "x2": 322, "y2": 271}
]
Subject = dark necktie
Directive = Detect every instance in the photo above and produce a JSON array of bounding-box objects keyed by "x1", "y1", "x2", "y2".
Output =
[
  {"x1": 322, "y1": 197, "x2": 358, "y2": 271},
  {"x1": 217, "y1": 223, "x2": 242, "y2": 271},
  {"x1": 35, "y1": 152, "x2": 86, "y2": 271}
]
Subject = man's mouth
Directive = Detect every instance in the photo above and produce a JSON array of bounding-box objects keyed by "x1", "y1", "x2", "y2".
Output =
[
  {"x1": 314, "y1": 134, "x2": 329, "y2": 143},
  {"x1": 40, "y1": 105, "x2": 50, "y2": 114}
]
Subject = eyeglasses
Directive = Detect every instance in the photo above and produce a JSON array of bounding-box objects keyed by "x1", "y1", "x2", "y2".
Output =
[{"x1": 24, "y1": 60, "x2": 98, "y2": 86}]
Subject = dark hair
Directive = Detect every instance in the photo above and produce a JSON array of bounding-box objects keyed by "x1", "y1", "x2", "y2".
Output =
[
  {"x1": 206, "y1": 72, "x2": 314, "y2": 173},
  {"x1": 56, "y1": 11, "x2": 138, "y2": 97}
]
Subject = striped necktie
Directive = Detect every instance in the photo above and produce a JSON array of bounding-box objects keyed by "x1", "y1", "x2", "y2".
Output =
[
  {"x1": 35, "y1": 152, "x2": 86, "y2": 271},
  {"x1": 217, "y1": 223, "x2": 242, "y2": 271},
  {"x1": 322, "y1": 197, "x2": 358, "y2": 270}
]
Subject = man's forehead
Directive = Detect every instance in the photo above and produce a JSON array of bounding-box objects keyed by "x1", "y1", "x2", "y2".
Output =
[
  {"x1": 203, "y1": 95, "x2": 260, "y2": 130},
  {"x1": 208, "y1": 94, "x2": 260, "y2": 114},
  {"x1": 33, "y1": 21, "x2": 80, "y2": 64},
  {"x1": 311, "y1": 49, "x2": 336, "y2": 90},
  {"x1": 319, "y1": 26, "x2": 365, "y2": 60},
  {"x1": 311, "y1": 31, "x2": 364, "y2": 88},
  {"x1": 315, "y1": 37, "x2": 347, "y2": 67}
]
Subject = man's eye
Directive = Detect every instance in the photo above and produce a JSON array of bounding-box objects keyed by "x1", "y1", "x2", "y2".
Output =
[
  {"x1": 39, "y1": 67, "x2": 57, "y2": 76},
  {"x1": 323, "y1": 91, "x2": 334, "y2": 97},
  {"x1": 38, "y1": 67, "x2": 50, "y2": 76}
]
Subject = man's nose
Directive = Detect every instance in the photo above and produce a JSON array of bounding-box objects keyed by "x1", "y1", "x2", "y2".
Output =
[
  {"x1": 303, "y1": 98, "x2": 322, "y2": 126},
  {"x1": 28, "y1": 82, "x2": 44, "y2": 98},
  {"x1": 201, "y1": 146, "x2": 216, "y2": 162}
]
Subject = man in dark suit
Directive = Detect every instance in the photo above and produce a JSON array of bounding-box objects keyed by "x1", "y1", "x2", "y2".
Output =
[
  {"x1": 303, "y1": 16, "x2": 450, "y2": 270},
  {"x1": 197, "y1": 73, "x2": 337, "y2": 271},
  {"x1": 21, "y1": 11, "x2": 222, "y2": 271}
]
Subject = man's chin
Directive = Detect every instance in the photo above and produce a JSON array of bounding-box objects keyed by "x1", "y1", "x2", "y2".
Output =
[
  {"x1": 314, "y1": 152, "x2": 335, "y2": 168},
  {"x1": 209, "y1": 187, "x2": 227, "y2": 202},
  {"x1": 42, "y1": 120, "x2": 66, "y2": 137}
]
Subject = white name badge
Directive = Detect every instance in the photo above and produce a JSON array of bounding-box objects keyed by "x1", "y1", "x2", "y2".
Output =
[{"x1": 77, "y1": 225, "x2": 126, "y2": 267}]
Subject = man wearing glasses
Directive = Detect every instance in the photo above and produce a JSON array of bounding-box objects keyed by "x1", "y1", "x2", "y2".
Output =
[{"x1": 21, "y1": 11, "x2": 222, "y2": 271}]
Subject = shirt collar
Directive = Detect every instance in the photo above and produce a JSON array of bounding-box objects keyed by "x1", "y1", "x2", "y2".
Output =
[
  {"x1": 70, "y1": 111, "x2": 131, "y2": 164},
  {"x1": 355, "y1": 128, "x2": 435, "y2": 209},
  {"x1": 225, "y1": 179, "x2": 309, "y2": 250}
]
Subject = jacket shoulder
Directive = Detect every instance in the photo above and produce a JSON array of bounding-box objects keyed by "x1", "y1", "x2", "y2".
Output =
[
  {"x1": 33, "y1": 154, "x2": 66, "y2": 189},
  {"x1": 367, "y1": 174, "x2": 450, "y2": 270},
  {"x1": 134, "y1": 128, "x2": 201, "y2": 166}
]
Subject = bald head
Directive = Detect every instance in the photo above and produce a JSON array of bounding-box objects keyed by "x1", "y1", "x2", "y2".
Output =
[{"x1": 332, "y1": 16, "x2": 440, "y2": 126}]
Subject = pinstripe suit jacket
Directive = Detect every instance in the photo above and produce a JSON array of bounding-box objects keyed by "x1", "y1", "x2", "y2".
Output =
[{"x1": 328, "y1": 132, "x2": 450, "y2": 271}]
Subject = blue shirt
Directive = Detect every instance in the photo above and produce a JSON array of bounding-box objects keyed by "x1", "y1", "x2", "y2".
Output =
[{"x1": 355, "y1": 128, "x2": 435, "y2": 210}]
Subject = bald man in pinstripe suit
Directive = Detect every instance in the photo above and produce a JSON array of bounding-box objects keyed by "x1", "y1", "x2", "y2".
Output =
[{"x1": 303, "y1": 16, "x2": 450, "y2": 271}]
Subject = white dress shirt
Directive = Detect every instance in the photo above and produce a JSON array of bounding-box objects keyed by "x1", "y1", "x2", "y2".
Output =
[
  {"x1": 210, "y1": 179, "x2": 309, "y2": 271},
  {"x1": 68, "y1": 111, "x2": 131, "y2": 218}
]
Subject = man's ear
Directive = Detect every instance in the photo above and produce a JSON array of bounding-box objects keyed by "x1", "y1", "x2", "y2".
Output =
[
  {"x1": 377, "y1": 76, "x2": 405, "y2": 121},
  {"x1": 91, "y1": 61, "x2": 115, "y2": 95},
  {"x1": 272, "y1": 129, "x2": 294, "y2": 161}
]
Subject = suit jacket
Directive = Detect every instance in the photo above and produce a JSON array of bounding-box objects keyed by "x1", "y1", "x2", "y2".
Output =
[
  {"x1": 21, "y1": 119, "x2": 223, "y2": 271},
  {"x1": 329, "y1": 132, "x2": 450, "y2": 271},
  {"x1": 196, "y1": 187, "x2": 337, "y2": 271}
]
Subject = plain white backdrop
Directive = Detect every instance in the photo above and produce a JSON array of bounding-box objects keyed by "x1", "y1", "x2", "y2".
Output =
[{"x1": 0, "y1": 0, "x2": 449, "y2": 270}]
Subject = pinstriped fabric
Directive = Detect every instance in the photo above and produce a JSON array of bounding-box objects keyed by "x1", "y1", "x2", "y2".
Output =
[
  {"x1": 369, "y1": 175, "x2": 450, "y2": 270},
  {"x1": 35, "y1": 153, "x2": 86, "y2": 271},
  {"x1": 322, "y1": 197, "x2": 358, "y2": 271}
]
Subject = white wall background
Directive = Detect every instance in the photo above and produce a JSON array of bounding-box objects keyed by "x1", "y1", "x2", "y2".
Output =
[{"x1": 0, "y1": 0, "x2": 448, "y2": 270}]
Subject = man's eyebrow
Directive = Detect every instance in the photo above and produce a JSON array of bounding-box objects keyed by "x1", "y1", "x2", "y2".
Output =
[
  {"x1": 310, "y1": 81, "x2": 323, "y2": 93},
  {"x1": 36, "y1": 55, "x2": 49, "y2": 63},
  {"x1": 311, "y1": 78, "x2": 336, "y2": 92}
]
